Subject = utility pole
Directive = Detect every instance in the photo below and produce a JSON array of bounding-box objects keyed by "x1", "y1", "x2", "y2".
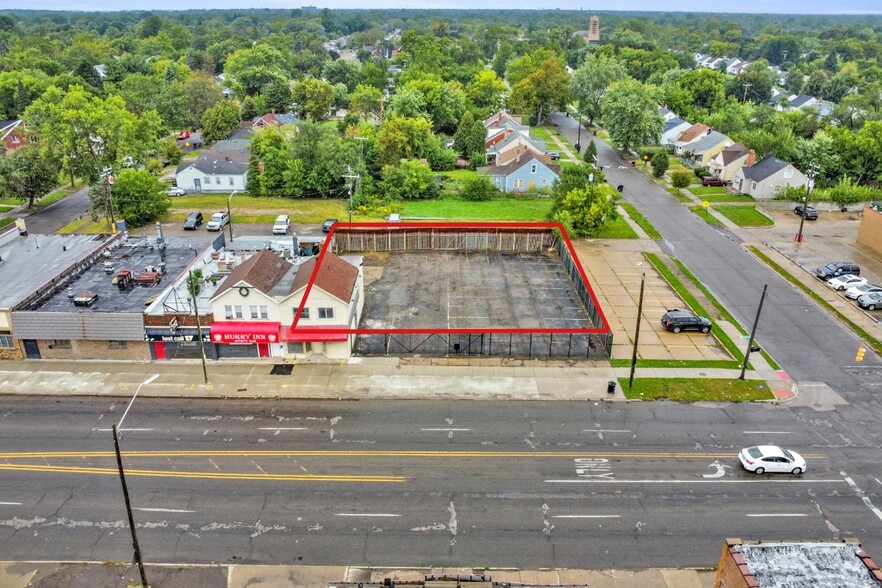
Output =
[
  {"x1": 106, "y1": 175, "x2": 116, "y2": 231},
  {"x1": 113, "y1": 424, "x2": 149, "y2": 588},
  {"x1": 795, "y1": 165, "x2": 818, "y2": 244},
  {"x1": 740, "y1": 284, "x2": 768, "y2": 380},
  {"x1": 342, "y1": 167, "x2": 359, "y2": 224},
  {"x1": 741, "y1": 82, "x2": 752, "y2": 105},
  {"x1": 189, "y1": 270, "x2": 209, "y2": 385},
  {"x1": 628, "y1": 273, "x2": 646, "y2": 388},
  {"x1": 226, "y1": 189, "x2": 237, "y2": 243}
]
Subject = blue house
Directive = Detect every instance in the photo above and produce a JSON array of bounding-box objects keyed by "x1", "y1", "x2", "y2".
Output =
[{"x1": 480, "y1": 152, "x2": 561, "y2": 193}]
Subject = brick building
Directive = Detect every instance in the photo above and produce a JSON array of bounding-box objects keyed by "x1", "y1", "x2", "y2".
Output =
[{"x1": 856, "y1": 205, "x2": 882, "y2": 258}]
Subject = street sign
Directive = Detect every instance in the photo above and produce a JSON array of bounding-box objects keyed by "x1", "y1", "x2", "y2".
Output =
[
  {"x1": 703, "y1": 200, "x2": 710, "y2": 208},
  {"x1": 107, "y1": 175, "x2": 114, "y2": 185}
]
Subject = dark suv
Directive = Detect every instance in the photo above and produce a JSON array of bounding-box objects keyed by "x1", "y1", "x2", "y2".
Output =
[
  {"x1": 183, "y1": 211, "x2": 203, "y2": 230},
  {"x1": 661, "y1": 309, "x2": 712, "y2": 334},
  {"x1": 815, "y1": 262, "x2": 860, "y2": 280},
  {"x1": 795, "y1": 205, "x2": 818, "y2": 220}
]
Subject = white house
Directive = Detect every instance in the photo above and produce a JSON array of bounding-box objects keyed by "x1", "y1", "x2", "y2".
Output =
[
  {"x1": 733, "y1": 156, "x2": 806, "y2": 200},
  {"x1": 660, "y1": 116, "x2": 691, "y2": 147},
  {"x1": 175, "y1": 149, "x2": 249, "y2": 193}
]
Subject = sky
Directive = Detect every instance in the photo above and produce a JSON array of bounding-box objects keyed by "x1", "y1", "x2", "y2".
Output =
[{"x1": 3, "y1": 0, "x2": 882, "y2": 14}]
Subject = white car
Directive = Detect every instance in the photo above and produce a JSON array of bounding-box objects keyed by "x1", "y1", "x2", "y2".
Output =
[
  {"x1": 826, "y1": 274, "x2": 865, "y2": 291},
  {"x1": 206, "y1": 211, "x2": 230, "y2": 231},
  {"x1": 165, "y1": 186, "x2": 186, "y2": 197},
  {"x1": 845, "y1": 283, "x2": 882, "y2": 300},
  {"x1": 738, "y1": 445, "x2": 806, "y2": 475},
  {"x1": 272, "y1": 214, "x2": 290, "y2": 234}
]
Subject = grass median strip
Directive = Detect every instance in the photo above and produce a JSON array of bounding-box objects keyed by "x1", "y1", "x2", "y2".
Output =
[
  {"x1": 749, "y1": 246, "x2": 882, "y2": 357},
  {"x1": 620, "y1": 202, "x2": 662, "y2": 239},
  {"x1": 689, "y1": 205, "x2": 723, "y2": 225},
  {"x1": 597, "y1": 215, "x2": 638, "y2": 239},
  {"x1": 619, "y1": 377, "x2": 774, "y2": 402}
]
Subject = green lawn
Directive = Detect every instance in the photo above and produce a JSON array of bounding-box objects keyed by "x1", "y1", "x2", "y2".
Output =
[
  {"x1": 620, "y1": 378, "x2": 774, "y2": 402},
  {"x1": 668, "y1": 188, "x2": 694, "y2": 203},
  {"x1": 439, "y1": 169, "x2": 479, "y2": 194},
  {"x1": 699, "y1": 193, "x2": 755, "y2": 203},
  {"x1": 596, "y1": 215, "x2": 638, "y2": 239},
  {"x1": 57, "y1": 217, "x2": 114, "y2": 235},
  {"x1": 620, "y1": 202, "x2": 662, "y2": 239},
  {"x1": 689, "y1": 205, "x2": 723, "y2": 225},
  {"x1": 530, "y1": 126, "x2": 554, "y2": 142},
  {"x1": 400, "y1": 198, "x2": 552, "y2": 221},
  {"x1": 168, "y1": 196, "x2": 353, "y2": 223},
  {"x1": 714, "y1": 205, "x2": 774, "y2": 227},
  {"x1": 0, "y1": 217, "x2": 14, "y2": 230},
  {"x1": 687, "y1": 186, "x2": 729, "y2": 196}
]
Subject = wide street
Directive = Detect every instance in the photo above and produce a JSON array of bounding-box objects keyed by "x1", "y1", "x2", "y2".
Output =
[{"x1": 1, "y1": 396, "x2": 881, "y2": 568}]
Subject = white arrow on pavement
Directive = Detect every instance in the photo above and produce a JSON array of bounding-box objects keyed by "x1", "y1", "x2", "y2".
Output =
[{"x1": 702, "y1": 460, "x2": 733, "y2": 478}]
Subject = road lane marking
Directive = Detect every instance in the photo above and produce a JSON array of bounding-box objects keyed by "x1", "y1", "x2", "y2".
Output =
[
  {"x1": 583, "y1": 430, "x2": 631, "y2": 433},
  {"x1": 95, "y1": 428, "x2": 153, "y2": 432},
  {"x1": 259, "y1": 427, "x2": 308, "y2": 431},
  {"x1": 843, "y1": 473, "x2": 882, "y2": 524},
  {"x1": 545, "y1": 479, "x2": 846, "y2": 484},
  {"x1": 0, "y1": 502, "x2": 22, "y2": 505},
  {"x1": 746, "y1": 514, "x2": 807, "y2": 517},
  {"x1": 134, "y1": 508, "x2": 195, "y2": 513},
  {"x1": 335, "y1": 513, "x2": 401, "y2": 517},
  {"x1": 743, "y1": 431, "x2": 791, "y2": 434},
  {"x1": 553, "y1": 515, "x2": 620, "y2": 519},
  {"x1": 421, "y1": 429, "x2": 472, "y2": 432}
]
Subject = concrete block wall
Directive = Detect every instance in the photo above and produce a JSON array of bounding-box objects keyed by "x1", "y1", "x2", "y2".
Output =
[{"x1": 35, "y1": 339, "x2": 151, "y2": 360}]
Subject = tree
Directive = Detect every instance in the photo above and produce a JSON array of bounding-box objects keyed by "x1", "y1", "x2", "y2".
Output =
[
  {"x1": 240, "y1": 96, "x2": 259, "y2": 121},
  {"x1": 182, "y1": 72, "x2": 224, "y2": 128},
  {"x1": 600, "y1": 79, "x2": 665, "y2": 153},
  {"x1": 508, "y1": 58, "x2": 569, "y2": 124},
  {"x1": 583, "y1": 139, "x2": 598, "y2": 164},
  {"x1": 108, "y1": 169, "x2": 171, "y2": 227},
  {"x1": 201, "y1": 100, "x2": 240, "y2": 143},
  {"x1": 224, "y1": 45, "x2": 289, "y2": 97},
  {"x1": 467, "y1": 70, "x2": 506, "y2": 112},
  {"x1": 0, "y1": 145, "x2": 58, "y2": 208},
  {"x1": 403, "y1": 77, "x2": 467, "y2": 134},
  {"x1": 376, "y1": 116, "x2": 440, "y2": 166},
  {"x1": 651, "y1": 151, "x2": 669, "y2": 178},
  {"x1": 384, "y1": 87, "x2": 430, "y2": 120},
  {"x1": 671, "y1": 170, "x2": 692, "y2": 189},
  {"x1": 460, "y1": 175, "x2": 497, "y2": 201},
  {"x1": 452, "y1": 111, "x2": 486, "y2": 159},
  {"x1": 349, "y1": 84, "x2": 383, "y2": 119},
  {"x1": 380, "y1": 159, "x2": 438, "y2": 200},
  {"x1": 553, "y1": 183, "x2": 620, "y2": 237},
  {"x1": 666, "y1": 69, "x2": 726, "y2": 118},
  {"x1": 263, "y1": 80, "x2": 293, "y2": 113},
  {"x1": 570, "y1": 54, "x2": 628, "y2": 125},
  {"x1": 292, "y1": 78, "x2": 334, "y2": 120},
  {"x1": 322, "y1": 59, "x2": 362, "y2": 92}
]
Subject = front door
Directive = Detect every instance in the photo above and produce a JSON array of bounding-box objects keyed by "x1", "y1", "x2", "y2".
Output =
[
  {"x1": 194, "y1": 178, "x2": 201, "y2": 192},
  {"x1": 153, "y1": 342, "x2": 167, "y2": 360},
  {"x1": 22, "y1": 339, "x2": 40, "y2": 359},
  {"x1": 257, "y1": 343, "x2": 270, "y2": 358}
]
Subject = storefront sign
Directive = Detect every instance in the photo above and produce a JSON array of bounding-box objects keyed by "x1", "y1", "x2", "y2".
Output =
[
  {"x1": 145, "y1": 331, "x2": 211, "y2": 343},
  {"x1": 210, "y1": 321, "x2": 280, "y2": 344}
]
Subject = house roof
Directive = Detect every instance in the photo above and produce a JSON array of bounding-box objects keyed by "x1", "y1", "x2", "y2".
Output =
[
  {"x1": 485, "y1": 151, "x2": 560, "y2": 177},
  {"x1": 488, "y1": 132, "x2": 546, "y2": 154},
  {"x1": 717, "y1": 143, "x2": 750, "y2": 165},
  {"x1": 213, "y1": 249, "x2": 293, "y2": 300},
  {"x1": 290, "y1": 252, "x2": 359, "y2": 304},
  {"x1": 741, "y1": 156, "x2": 793, "y2": 181},
  {"x1": 0, "y1": 119, "x2": 22, "y2": 141},
  {"x1": 677, "y1": 123, "x2": 710, "y2": 144},
  {"x1": 790, "y1": 95, "x2": 816, "y2": 108},
  {"x1": 658, "y1": 106, "x2": 671, "y2": 116},
  {"x1": 483, "y1": 110, "x2": 524, "y2": 129},
  {"x1": 177, "y1": 146, "x2": 250, "y2": 175},
  {"x1": 251, "y1": 112, "x2": 298, "y2": 127},
  {"x1": 664, "y1": 117, "x2": 689, "y2": 132},
  {"x1": 687, "y1": 131, "x2": 730, "y2": 154}
]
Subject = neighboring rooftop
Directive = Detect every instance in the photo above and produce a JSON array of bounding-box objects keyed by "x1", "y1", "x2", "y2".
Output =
[
  {"x1": 291, "y1": 251, "x2": 359, "y2": 302},
  {"x1": 0, "y1": 233, "x2": 108, "y2": 310},
  {"x1": 742, "y1": 156, "x2": 793, "y2": 181},
  {"x1": 733, "y1": 541, "x2": 882, "y2": 588}
]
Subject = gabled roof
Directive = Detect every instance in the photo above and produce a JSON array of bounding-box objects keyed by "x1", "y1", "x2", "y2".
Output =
[
  {"x1": 488, "y1": 131, "x2": 546, "y2": 154},
  {"x1": 790, "y1": 95, "x2": 816, "y2": 108},
  {"x1": 658, "y1": 106, "x2": 671, "y2": 116},
  {"x1": 291, "y1": 252, "x2": 359, "y2": 304},
  {"x1": 664, "y1": 117, "x2": 689, "y2": 133},
  {"x1": 717, "y1": 143, "x2": 750, "y2": 165},
  {"x1": 741, "y1": 156, "x2": 794, "y2": 182},
  {"x1": 485, "y1": 151, "x2": 560, "y2": 177},
  {"x1": 213, "y1": 249, "x2": 293, "y2": 300},
  {"x1": 252, "y1": 112, "x2": 298, "y2": 127},
  {"x1": 483, "y1": 110, "x2": 524, "y2": 129},
  {"x1": 688, "y1": 131, "x2": 730, "y2": 154},
  {"x1": 677, "y1": 123, "x2": 710, "y2": 144},
  {"x1": 177, "y1": 151, "x2": 249, "y2": 176},
  {"x1": 0, "y1": 119, "x2": 23, "y2": 141}
]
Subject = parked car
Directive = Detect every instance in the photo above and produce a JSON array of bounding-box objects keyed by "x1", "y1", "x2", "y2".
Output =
[
  {"x1": 661, "y1": 309, "x2": 712, "y2": 334},
  {"x1": 857, "y1": 292, "x2": 882, "y2": 311},
  {"x1": 846, "y1": 283, "x2": 882, "y2": 300},
  {"x1": 815, "y1": 262, "x2": 860, "y2": 280},
  {"x1": 794, "y1": 205, "x2": 819, "y2": 220},
  {"x1": 272, "y1": 214, "x2": 290, "y2": 235},
  {"x1": 548, "y1": 151, "x2": 560, "y2": 161},
  {"x1": 738, "y1": 445, "x2": 806, "y2": 475},
  {"x1": 206, "y1": 211, "x2": 230, "y2": 231},
  {"x1": 182, "y1": 211, "x2": 203, "y2": 230},
  {"x1": 122, "y1": 156, "x2": 135, "y2": 168},
  {"x1": 322, "y1": 218, "x2": 338, "y2": 233},
  {"x1": 177, "y1": 130, "x2": 190, "y2": 140},
  {"x1": 826, "y1": 274, "x2": 866, "y2": 291},
  {"x1": 165, "y1": 186, "x2": 186, "y2": 197},
  {"x1": 701, "y1": 176, "x2": 726, "y2": 186}
]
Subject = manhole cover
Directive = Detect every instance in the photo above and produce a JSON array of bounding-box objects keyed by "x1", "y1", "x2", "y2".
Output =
[{"x1": 270, "y1": 364, "x2": 293, "y2": 376}]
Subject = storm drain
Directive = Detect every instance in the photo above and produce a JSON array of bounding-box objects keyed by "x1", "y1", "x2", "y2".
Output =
[{"x1": 269, "y1": 364, "x2": 293, "y2": 376}]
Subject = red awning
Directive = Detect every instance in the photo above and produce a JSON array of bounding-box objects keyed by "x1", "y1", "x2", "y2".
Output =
[
  {"x1": 211, "y1": 321, "x2": 281, "y2": 344},
  {"x1": 282, "y1": 325, "x2": 349, "y2": 342}
]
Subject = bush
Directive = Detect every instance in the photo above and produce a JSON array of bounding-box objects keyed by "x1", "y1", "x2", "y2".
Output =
[
  {"x1": 651, "y1": 152, "x2": 669, "y2": 178},
  {"x1": 671, "y1": 170, "x2": 692, "y2": 189},
  {"x1": 779, "y1": 179, "x2": 882, "y2": 207},
  {"x1": 694, "y1": 166, "x2": 709, "y2": 179},
  {"x1": 460, "y1": 175, "x2": 497, "y2": 201}
]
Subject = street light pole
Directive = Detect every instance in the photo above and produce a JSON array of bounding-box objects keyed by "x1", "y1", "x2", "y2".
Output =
[
  {"x1": 113, "y1": 424, "x2": 148, "y2": 588},
  {"x1": 795, "y1": 165, "x2": 818, "y2": 244},
  {"x1": 576, "y1": 111, "x2": 582, "y2": 153},
  {"x1": 628, "y1": 273, "x2": 646, "y2": 388},
  {"x1": 226, "y1": 190, "x2": 237, "y2": 242},
  {"x1": 740, "y1": 284, "x2": 768, "y2": 380},
  {"x1": 188, "y1": 270, "x2": 209, "y2": 385}
]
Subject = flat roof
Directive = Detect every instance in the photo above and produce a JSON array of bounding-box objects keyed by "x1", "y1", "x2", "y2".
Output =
[
  {"x1": 34, "y1": 237, "x2": 209, "y2": 314},
  {"x1": 735, "y1": 542, "x2": 881, "y2": 588},
  {"x1": 0, "y1": 233, "x2": 108, "y2": 310}
]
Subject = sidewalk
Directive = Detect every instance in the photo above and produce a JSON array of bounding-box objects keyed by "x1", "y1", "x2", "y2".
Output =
[{"x1": 0, "y1": 562, "x2": 716, "y2": 588}]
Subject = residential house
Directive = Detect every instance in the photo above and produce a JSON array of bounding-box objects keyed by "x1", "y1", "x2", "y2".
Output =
[
  {"x1": 480, "y1": 152, "x2": 560, "y2": 193},
  {"x1": 175, "y1": 146, "x2": 249, "y2": 193},
  {"x1": 0, "y1": 119, "x2": 27, "y2": 151},
  {"x1": 724, "y1": 58, "x2": 750, "y2": 75},
  {"x1": 707, "y1": 144, "x2": 754, "y2": 182},
  {"x1": 789, "y1": 94, "x2": 818, "y2": 111},
  {"x1": 673, "y1": 123, "x2": 710, "y2": 154},
  {"x1": 685, "y1": 131, "x2": 731, "y2": 165},
  {"x1": 484, "y1": 110, "x2": 528, "y2": 135},
  {"x1": 240, "y1": 112, "x2": 298, "y2": 131},
  {"x1": 660, "y1": 117, "x2": 691, "y2": 147},
  {"x1": 487, "y1": 132, "x2": 547, "y2": 166},
  {"x1": 658, "y1": 106, "x2": 676, "y2": 122},
  {"x1": 733, "y1": 156, "x2": 806, "y2": 200}
]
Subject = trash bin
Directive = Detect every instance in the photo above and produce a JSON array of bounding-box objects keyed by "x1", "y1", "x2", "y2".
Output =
[
  {"x1": 607, "y1": 381, "x2": 617, "y2": 395},
  {"x1": 617, "y1": 184, "x2": 624, "y2": 193}
]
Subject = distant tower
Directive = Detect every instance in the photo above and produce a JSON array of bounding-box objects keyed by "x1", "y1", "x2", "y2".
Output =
[{"x1": 587, "y1": 15, "x2": 600, "y2": 43}]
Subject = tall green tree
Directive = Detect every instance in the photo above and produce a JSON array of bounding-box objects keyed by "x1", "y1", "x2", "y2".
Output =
[
  {"x1": 376, "y1": 116, "x2": 440, "y2": 167},
  {"x1": 380, "y1": 159, "x2": 438, "y2": 200},
  {"x1": 0, "y1": 145, "x2": 58, "y2": 208},
  {"x1": 349, "y1": 84, "x2": 384, "y2": 120},
  {"x1": 467, "y1": 70, "x2": 506, "y2": 112},
  {"x1": 292, "y1": 78, "x2": 334, "y2": 120},
  {"x1": 570, "y1": 54, "x2": 628, "y2": 125},
  {"x1": 224, "y1": 45, "x2": 289, "y2": 97},
  {"x1": 508, "y1": 57, "x2": 569, "y2": 124},
  {"x1": 452, "y1": 111, "x2": 486, "y2": 159},
  {"x1": 201, "y1": 100, "x2": 240, "y2": 143},
  {"x1": 109, "y1": 169, "x2": 171, "y2": 227},
  {"x1": 182, "y1": 72, "x2": 225, "y2": 129},
  {"x1": 553, "y1": 182, "x2": 620, "y2": 237},
  {"x1": 600, "y1": 79, "x2": 664, "y2": 153}
]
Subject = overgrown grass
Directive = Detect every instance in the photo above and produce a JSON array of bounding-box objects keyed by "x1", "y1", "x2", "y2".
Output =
[
  {"x1": 620, "y1": 377, "x2": 774, "y2": 402},
  {"x1": 714, "y1": 206, "x2": 774, "y2": 227},
  {"x1": 57, "y1": 217, "x2": 114, "y2": 234},
  {"x1": 596, "y1": 215, "x2": 638, "y2": 239},
  {"x1": 400, "y1": 198, "x2": 552, "y2": 221},
  {"x1": 689, "y1": 206, "x2": 723, "y2": 225},
  {"x1": 620, "y1": 202, "x2": 662, "y2": 239},
  {"x1": 168, "y1": 196, "x2": 351, "y2": 223},
  {"x1": 749, "y1": 246, "x2": 882, "y2": 357},
  {"x1": 531, "y1": 126, "x2": 554, "y2": 142}
]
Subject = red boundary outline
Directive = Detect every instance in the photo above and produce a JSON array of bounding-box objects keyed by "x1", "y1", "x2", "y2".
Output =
[{"x1": 290, "y1": 221, "x2": 611, "y2": 336}]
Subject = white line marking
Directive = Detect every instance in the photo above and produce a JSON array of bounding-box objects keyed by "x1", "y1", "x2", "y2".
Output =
[
  {"x1": 421, "y1": 428, "x2": 472, "y2": 432},
  {"x1": 335, "y1": 513, "x2": 400, "y2": 517},
  {"x1": 843, "y1": 473, "x2": 882, "y2": 524},
  {"x1": 545, "y1": 479, "x2": 847, "y2": 484},
  {"x1": 746, "y1": 514, "x2": 808, "y2": 517},
  {"x1": 258, "y1": 427, "x2": 308, "y2": 431},
  {"x1": 0, "y1": 502, "x2": 22, "y2": 506},
  {"x1": 553, "y1": 515, "x2": 620, "y2": 519},
  {"x1": 875, "y1": 478, "x2": 882, "y2": 487},
  {"x1": 743, "y1": 431, "x2": 791, "y2": 434},
  {"x1": 133, "y1": 508, "x2": 195, "y2": 513},
  {"x1": 117, "y1": 374, "x2": 159, "y2": 430},
  {"x1": 96, "y1": 428, "x2": 153, "y2": 432},
  {"x1": 583, "y1": 429, "x2": 631, "y2": 433}
]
